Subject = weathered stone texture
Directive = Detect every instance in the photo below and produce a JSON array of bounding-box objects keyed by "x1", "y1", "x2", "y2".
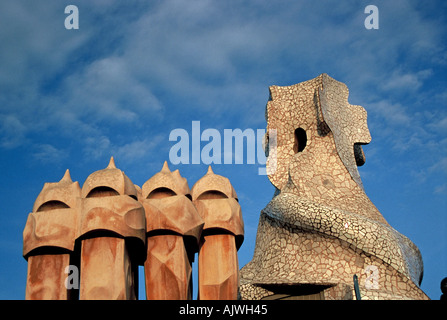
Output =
[
  {"x1": 23, "y1": 159, "x2": 243, "y2": 300},
  {"x1": 23, "y1": 169, "x2": 80, "y2": 300},
  {"x1": 141, "y1": 161, "x2": 203, "y2": 300},
  {"x1": 193, "y1": 166, "x2": 244, "y2": 300}
]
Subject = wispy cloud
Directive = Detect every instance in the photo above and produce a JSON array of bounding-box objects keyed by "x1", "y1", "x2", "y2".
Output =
[
  {"x1": 368, "y1": 100, "x2": 412, "y2": 127},
  {"x1": 0, "y1": 115, "x2": 28, "y2": 149},
  {"x1": 32, "y1": 144, "x2": 68, "y2": 164},
  {"x1": 381, "y1": 69, "x2": 433, "y2": 92},
  {"x1": 114, "y1": 136, "x2": 165, "y2": 164},
  {"x1": 83, "y1": 136, "x2": 111, "y2": 160},
  {"x1": 0, "y1": 0, "x2": 445, "y2": 170},
  {"x1": 82, "y1": 135, "x2": 165, "y2": 165},
  {"x1": 434, "y1": 184, "x2": 447, "y2": 195}
]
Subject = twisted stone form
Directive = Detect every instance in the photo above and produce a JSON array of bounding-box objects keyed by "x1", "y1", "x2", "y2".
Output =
[
  {"x1": 240, "y1": 74, "x2": 429, "y2": 300},
  {"x1": 23, "y1": 159, "x2": 243, "y2": 300}
]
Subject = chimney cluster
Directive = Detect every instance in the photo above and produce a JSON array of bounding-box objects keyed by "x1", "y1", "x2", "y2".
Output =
[{"x1": 23, "y1": 158, "x2": 244, "y2": 300}]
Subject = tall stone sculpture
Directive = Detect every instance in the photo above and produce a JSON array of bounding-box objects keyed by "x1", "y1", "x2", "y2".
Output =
[
  {"x1": 23, "y1": 170, "x2": 81, "y2": 300},
  {"x1": 78, "y1": 157, "x2": 146, "y2": 300},
  {"x1": 192, "y1": 166, "x2": 244, "y2": 300},
  {"x1": 240, "y1": 73, "x2": 429, "y2": 300},
  {"x1": 141, "y1": 162, "x2": 203, "y2": 299}
]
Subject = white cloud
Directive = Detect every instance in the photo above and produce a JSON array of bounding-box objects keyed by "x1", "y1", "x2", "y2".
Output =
[
  {"x1": 0, "y1": 0, "x2": 446, "y2": 169},
  {"x1": 380, "y1": 69, "x2": 433, "y2": 92},
  {"x1": 114, "y1": 136, "x2": 164, "y2": 163},
  {"x1": 62, "y1": 56, "x2": 163, "y2": 124},
  {"x1": 368, "y1": 100, "x2": 412, "y2": 126},
  {"x1": 0, "y1": 114, "x2": 28, "y2": 149},
  {"x1": 83, "y1": 135, "x2": 111, "y2": 160},
  {"x1": 120, "y1": 0, "x2": 273, "y2": 117},
  {"x1": 428, "y1": 116, "x2": 447, "y2": 134},
  {"x1": 428, "y1": 156, "x2": 447, "y2": 176},
  {"x1": 32, "y1": 144, "x2": 68, "y2": 164},
  {"x1": 82, "y1": 134, "x2": 165, "y2": 164},
  {"x1": 434, "y1": 184, "x2": 447, "y2": 195}
]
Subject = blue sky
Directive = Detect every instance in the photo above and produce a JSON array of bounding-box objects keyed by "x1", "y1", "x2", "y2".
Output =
[{"x1": 0, "y1": 0, "x2": 445, "y2": 300}]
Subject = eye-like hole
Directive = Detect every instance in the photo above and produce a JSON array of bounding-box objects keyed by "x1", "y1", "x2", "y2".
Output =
[
  {"x1": 147, "y1": 187, "x2": 176, "y2": 199},
  {"x1": 354, "y1": 143, "x2": 366, "y2": 166},
  {"x1": 293, "y1": 128, "x2": 307, "y2": 153},
  {"x1": 37, "y1": 200, "x2": 70, "y2": 212},
  {"x1": 86, "y1": 186, "x2": 119, "y2": 198},
  {"x1": 197, "y1": 190, "x2": 228, "y2": 200},
  {"x1": 264, "y1": 133, "x2": 270, "y2": 157}
]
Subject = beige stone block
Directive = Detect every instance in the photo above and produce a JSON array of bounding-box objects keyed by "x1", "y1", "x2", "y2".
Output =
[
  {"x1": 145, "y1": 235, "x2": 192, "y2": 300},
  {"x1": 25, "y1": 254, "x2": 72, "y2": 300},
  {"x1": 198, "y1": 234, "x2": 239, "y2": 300},
  {"x1": 80, "y1": 237, "x2": 136, "y2": 300}
]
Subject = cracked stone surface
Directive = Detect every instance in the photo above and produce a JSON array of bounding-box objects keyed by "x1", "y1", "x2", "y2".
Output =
[{"x1": 240, "y1": 74, "x2": 428, "y2": 300}]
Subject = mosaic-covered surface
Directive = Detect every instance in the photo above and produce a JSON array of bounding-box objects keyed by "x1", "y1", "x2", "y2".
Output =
[{"x1": 240, "y1": 74, "x2": 429, "y2": 300}]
